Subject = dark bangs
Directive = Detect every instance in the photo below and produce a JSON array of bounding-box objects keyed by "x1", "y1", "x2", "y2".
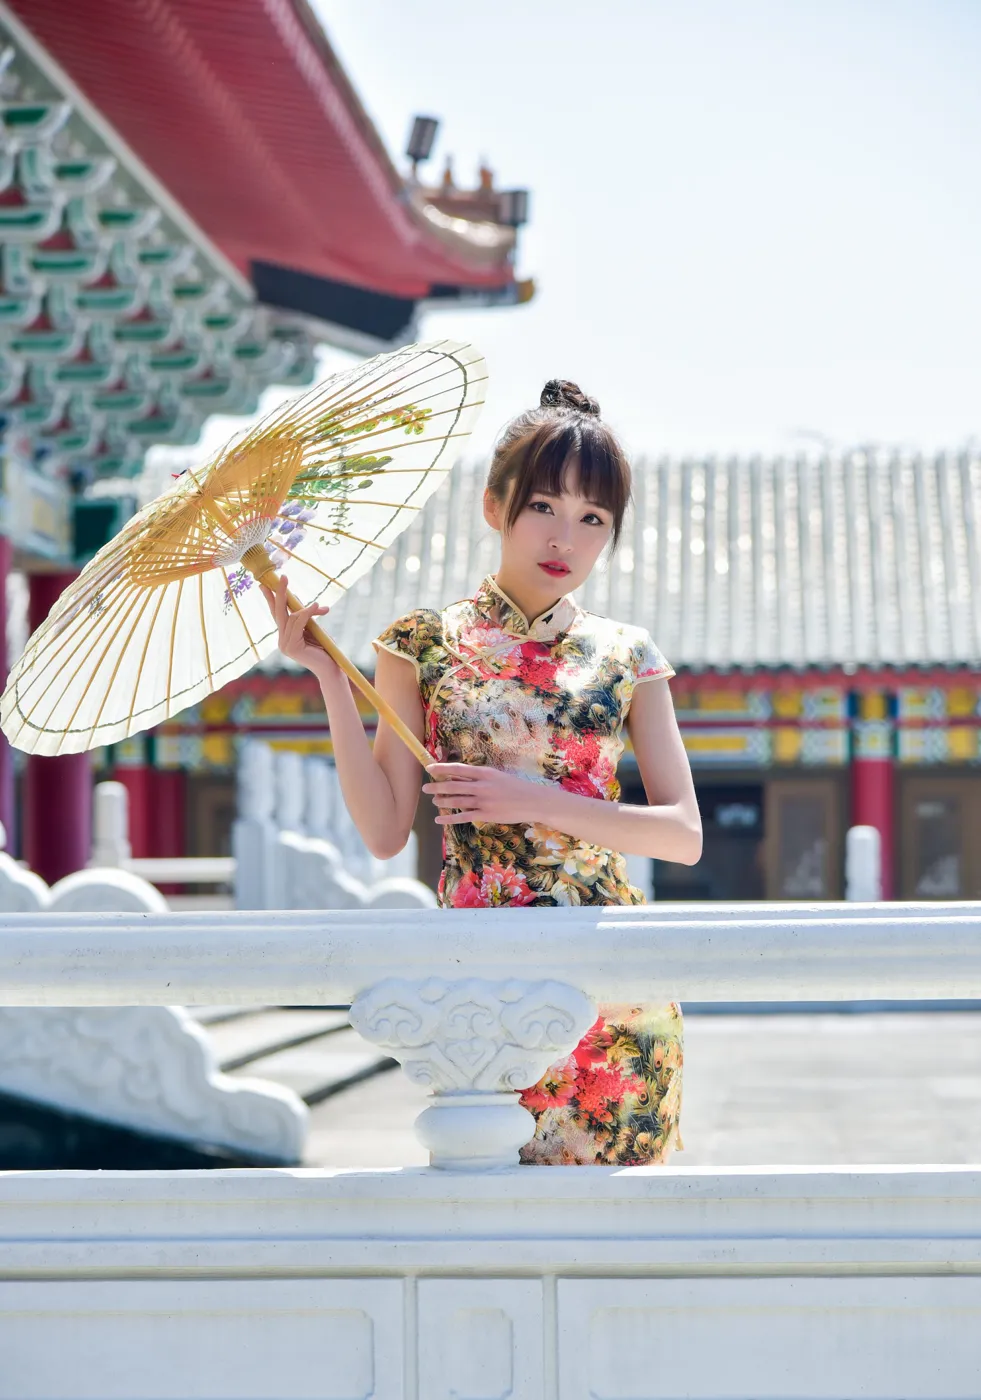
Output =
[{"x1": 499, "y1": 417, "x2": 632, "y2": 547}]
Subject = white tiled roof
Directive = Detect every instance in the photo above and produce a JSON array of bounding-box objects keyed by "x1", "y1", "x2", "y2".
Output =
[{"x1": 285, "y1": 450, "x2": 981, "y2": 674}]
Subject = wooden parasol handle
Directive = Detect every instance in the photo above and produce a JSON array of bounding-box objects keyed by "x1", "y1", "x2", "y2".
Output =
[{"x1": 242, "y1": 546, "x2": 431, "y2": 768}]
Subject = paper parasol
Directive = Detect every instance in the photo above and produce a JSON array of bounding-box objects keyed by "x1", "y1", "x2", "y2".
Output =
[{"x1": 1, "y1": 339, "x2": 486, "y2": 762}]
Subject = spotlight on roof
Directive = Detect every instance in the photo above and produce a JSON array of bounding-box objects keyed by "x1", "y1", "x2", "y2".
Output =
[
  {"x1": 499, "y1": 188, "x2": 530, "y2": 228},
  {"x1": 406, "y1": 115, "x2": 439, "y2": 170}
]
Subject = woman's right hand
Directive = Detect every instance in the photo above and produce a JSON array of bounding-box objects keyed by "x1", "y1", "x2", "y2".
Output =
[{"x1": 260, "y1": 575, "x2": 342, "y2": 685}]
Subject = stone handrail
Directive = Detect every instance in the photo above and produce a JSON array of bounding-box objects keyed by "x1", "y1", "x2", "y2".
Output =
[
  {"x1": 3, "y1": 904, "x2": 980, "y2": 1170},
  {"x1": 2, "y1": 905, "x2": 979, "y2": 1005},
  {"x1": 123, "y1": 856, "x2": 236, "y2": 884},
  {"x1": 3, "y1": 904, "x2": 981, "y2": 1398}
]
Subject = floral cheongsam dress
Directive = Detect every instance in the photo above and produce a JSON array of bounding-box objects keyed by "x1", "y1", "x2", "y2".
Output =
[{"x1": 373, "y1": 575, "x2": 684, "y2": 1166}]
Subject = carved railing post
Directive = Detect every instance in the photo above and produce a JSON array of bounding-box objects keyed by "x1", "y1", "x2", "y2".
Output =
[{"x1": 349, "y1": 977, "x2": 596, "y2": 1170}]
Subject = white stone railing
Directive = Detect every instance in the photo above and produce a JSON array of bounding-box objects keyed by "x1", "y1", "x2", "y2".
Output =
[
  {"x1": 90, "y1": 783, "x2": 236, "y2": 888},
  {"x1": 2, "y1": 904, "x2": 981, "y2": 1399},
  {"x1": 233, "y1": 741, "x2": 429, "y2": 909},
  {"x1": 89, "y1": 773, "x2": 435, "y2": 909},
  {"x1": 122, "y1": 855, "x2": 237, "y2": 884},
  {"x1": 3, "y1": 904, "x2": 981, "y2": 1169},
  {"x1": 5, "y1": 903, "x2": 980, "y2": 1004}
]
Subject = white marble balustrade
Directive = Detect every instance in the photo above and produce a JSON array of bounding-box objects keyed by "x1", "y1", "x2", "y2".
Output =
[
  {"x1": 3, "y1": 903, "x2": 981, "y2": 1169},
  {"x1": 1, "y1": 903, "x2": 980, "y2": 1399},
  {"x1": 232, "y1": 740, "x2": 434, "y2": 910},
  {"x1": 4, "y1": 904, "x2": 980, "y2": 1007}
]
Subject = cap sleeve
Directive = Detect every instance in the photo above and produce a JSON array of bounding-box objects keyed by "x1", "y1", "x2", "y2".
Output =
[
  {"x1": 372, "y1": 608, "x2": 445, "y2": 695},
  {"x1": 630, "y1": 628, "x2": 675, "y2": 684},
  {"x1": 374, "y1": 610, "x2": 424, "y2": 670}
]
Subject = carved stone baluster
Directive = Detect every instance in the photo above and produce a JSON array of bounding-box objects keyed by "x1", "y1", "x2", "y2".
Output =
[
  {"x1": 349, "y1": 977, "x2": 596, "y2": 1170},
  {"x1": 274, "y1": 749, "x2": 305, "y2": 836},
  {"x1": 232, "y1": 740, "x2": 277, "y2": 911}
]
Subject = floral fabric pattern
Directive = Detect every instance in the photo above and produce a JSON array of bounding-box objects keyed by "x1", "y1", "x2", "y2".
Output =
[
  {"x1": 373, "y1": 575, "x2": 683, "y2": 1166},
  {"x1": 519, "y1": 1003, "x2": 684, "y2": 1165}
]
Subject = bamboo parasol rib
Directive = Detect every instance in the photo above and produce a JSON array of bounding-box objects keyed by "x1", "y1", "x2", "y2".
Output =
[{"x1": 1, "y1": 340, "x2": 486, "y2": 760}]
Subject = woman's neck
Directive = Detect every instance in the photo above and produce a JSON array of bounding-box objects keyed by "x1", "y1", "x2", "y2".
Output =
[{"x1": 491, "y1": 568, "x2": 563, "y2": 627}]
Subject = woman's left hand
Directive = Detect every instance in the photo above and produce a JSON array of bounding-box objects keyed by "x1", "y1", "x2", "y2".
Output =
[{"x1": 423, "y1": 763, "x2": 544, "y2": 826}]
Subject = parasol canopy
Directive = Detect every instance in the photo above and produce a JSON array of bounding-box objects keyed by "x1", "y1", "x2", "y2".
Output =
[{"x1": 1, "y1": 340, "x2": 486, "y2": 758}]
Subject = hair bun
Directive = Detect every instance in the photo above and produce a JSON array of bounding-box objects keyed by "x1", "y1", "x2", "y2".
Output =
[{"x1": 540, "y1": 378, "x2": 600, "y2": 418}]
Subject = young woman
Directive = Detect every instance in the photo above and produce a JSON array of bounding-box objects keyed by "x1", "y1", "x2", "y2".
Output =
[{"x1": 265, "y1": 379, "x2": 701, "y2": 1166}]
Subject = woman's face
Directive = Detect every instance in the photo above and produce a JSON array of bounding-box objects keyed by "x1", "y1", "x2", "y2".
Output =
[{"x1": 484, "y1": 465, "x2": 614, "y2": 604}]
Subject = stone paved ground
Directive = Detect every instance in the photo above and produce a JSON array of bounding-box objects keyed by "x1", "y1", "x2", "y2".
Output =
[
  {"x1": 304, "y1": 1011, "x2": 981, "y2": 1168},
  {"x1": 679, "y1": 1011, "x2": 981, "y2": 1166}
]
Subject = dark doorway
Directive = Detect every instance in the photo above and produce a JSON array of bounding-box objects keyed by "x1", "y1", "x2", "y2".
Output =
[
  {"x1": 185, "y1": 773, "x2": 236, "y2": 857},
  {"x1": 899, "y1": 773, "x2": 981, "y2": 899},
  {"x1": 653, "y1": 782, "x2": 765, "y2": 901},
  {"x1": 764, "y1": 776, "x2": 843, "y2": 899}
]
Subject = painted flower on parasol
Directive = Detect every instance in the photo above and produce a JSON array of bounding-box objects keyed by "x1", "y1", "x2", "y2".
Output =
[{"x1": 1, "y1": 340, "x2": 486, "y2": 761}]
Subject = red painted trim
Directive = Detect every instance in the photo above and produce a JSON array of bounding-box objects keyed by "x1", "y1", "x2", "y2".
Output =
[
  {"x1": 186, "y1": 666, "x2": 981, "y2": 708},
  {"x1": 23, "y1": 750, "x2": 92, "y2": 885},
  {"x1": 851, "y1": 758, "x2": 895, "y2": 899},
  {"x1": 22, "y1": 572, "x2": 92, "y2": 884},
  {"x1": 150, "y1": 767, "x2": 186, "y2": 893},
  {"x1": 670, "y1": 667, "x2": 981, "y2": 692},
  {"x1": 26, "y1": 570, "x2": 68, "y2": 636},
  {"x1": 0, "y1": 535, "x2": 15, "y2": 851},
  {"x1": 149, "y1": 768, "x2": 185, "y2": 857}
]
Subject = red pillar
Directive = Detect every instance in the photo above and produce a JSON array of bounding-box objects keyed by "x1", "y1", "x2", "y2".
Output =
[
  {"x1": 850, "y1": 693, "x2": 895, "y2": 900},
  {"x1": 113, "y1": 742, "x2": 153, "y2": 858},
  {"x1": 151, "y1": 765, "x2": 186, "y2": 894},
  {"x1": 0, "y1": 534, "x2": 14, "y2": 851},
  {"x1": 22, "y1": 571, "x2": 92, "y2": 885},
  {"x1": 151, "y1": 767, "x2": 186, "y2": 857}
]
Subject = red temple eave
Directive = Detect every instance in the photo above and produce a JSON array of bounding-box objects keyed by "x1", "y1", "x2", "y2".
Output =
[
  {"x1": 669, "y1": 664, "x2": 981, "y2": 694},
  {"x1": 9, "y1": 0, "x2": 517, "y2": 299}
]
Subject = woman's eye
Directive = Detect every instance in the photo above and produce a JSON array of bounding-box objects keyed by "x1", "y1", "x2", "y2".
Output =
[
  {"x1": 583, "y1": 513, "x2": 604, "y2": 526},
  {"x1": 530, "y1": 500, "x2": 553, "y2": 514}
]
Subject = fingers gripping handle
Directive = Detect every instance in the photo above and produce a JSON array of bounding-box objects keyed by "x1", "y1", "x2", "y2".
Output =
[{"x1": 241, "y1": 546, "x2": 431, "y2": 768}]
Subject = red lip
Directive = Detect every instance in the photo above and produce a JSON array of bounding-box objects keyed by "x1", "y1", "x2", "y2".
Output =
[{"x1": 538, "y1": 561, "x2": 570, "y2": 576}]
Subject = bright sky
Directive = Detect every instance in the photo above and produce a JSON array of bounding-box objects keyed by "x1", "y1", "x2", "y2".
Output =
[
  {"x1": 313, "y1": 0, "x2": 981, "y2": 461},
  {"x1": 143, "y1": 0, "x2": 981, "y2": 494}
]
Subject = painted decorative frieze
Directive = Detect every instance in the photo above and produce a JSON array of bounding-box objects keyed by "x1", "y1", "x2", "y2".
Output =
[
  {"x1": 898, "y1": 727, "x2": 981, "y2": 765},
  {"x1": 852, "y1": 719, "x2": 894, "y2": 761},
  {"x1": 674, "y1": 688, "x2": 772, "y2": 722},
  {"x1": 898, "y1": 687, "x2": 979, "y2": 722},
  {"x1": 681, "y1": 727, "x2": 772, "y2": 766}
]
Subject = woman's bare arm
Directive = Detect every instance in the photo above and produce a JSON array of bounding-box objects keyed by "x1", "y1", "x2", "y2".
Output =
[
  {"x1": 317, "y1": 650, "x2": 424, "y2": 858},
  {"x1": 263, "y1": 578, "x2": 424, "y2": 859}
]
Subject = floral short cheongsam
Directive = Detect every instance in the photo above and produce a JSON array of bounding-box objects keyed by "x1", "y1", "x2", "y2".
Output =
[{"x1": 373, "y1": 575, "x2": 684, "y2": 1166}]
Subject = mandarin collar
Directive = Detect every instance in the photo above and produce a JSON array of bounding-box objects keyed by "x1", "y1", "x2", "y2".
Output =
[{"x1": 474, "y1": 574, "x2": 580, "y2": 642}]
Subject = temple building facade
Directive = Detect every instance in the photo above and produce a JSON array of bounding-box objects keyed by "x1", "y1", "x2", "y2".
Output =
[
  {"x1": 2, "y1": 3, "x2": 973, "y2": 904},
  {"x1": 0, "y1": 0, "x2": 531, "y2": 882},
  {"x1": 101, "y1": 450, "x2": 981, "y2": 903}
]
